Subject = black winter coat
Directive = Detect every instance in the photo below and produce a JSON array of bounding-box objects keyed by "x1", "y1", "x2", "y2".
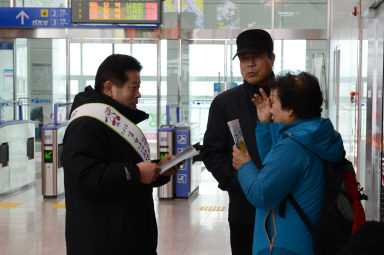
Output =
[
  {"x1": 62, "y1": 86, "x2": 170, "y2": 255},
  {"x1": 201, "y1": 81, "x2": 270, "y2": 224}
]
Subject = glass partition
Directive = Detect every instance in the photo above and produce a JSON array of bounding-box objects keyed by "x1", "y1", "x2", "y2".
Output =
[
  {"x1": 160, "y1": 39, "x2": 167, "y2": 125},
  {"x1": 0, "y1": 40, "x2": 14, "y2": 121},
  {"x1": 131, "y1": 43, "x2": 158, "y2": 153},
  {"x1": 11, "y1": 39, "x2": 68, "y2": 141},
  {"x1": 190, "y1": 43, "x2": 225, "y2": 140},
  {"x1": 52, "y1": 38, "x2": 68, "y2": 126}
]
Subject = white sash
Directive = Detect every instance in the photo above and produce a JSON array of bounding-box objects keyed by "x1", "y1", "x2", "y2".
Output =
[{"x1": 69, "y1": 103, "x2": 150, "y2": 161}]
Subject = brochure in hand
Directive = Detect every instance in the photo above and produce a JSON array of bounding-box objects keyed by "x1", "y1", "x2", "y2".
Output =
[
  {"x1": 227, "y1": 119, "x2": 247, "y2": 154},
  {"x1": 159, "y1": 146, "x2": 200, "y2": 174}
]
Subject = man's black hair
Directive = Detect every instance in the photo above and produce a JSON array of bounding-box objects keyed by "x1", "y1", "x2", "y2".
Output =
[
  {"x1": 94, "y1": 54, "x2": 142, "y2": 93},
  {"x1": 270, "y1": 72, "x2": 323, "y2": 119}
]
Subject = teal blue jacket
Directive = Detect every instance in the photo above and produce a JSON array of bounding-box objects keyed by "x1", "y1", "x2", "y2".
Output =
[{"x1": 238, "y1": 118, "x2": 344, "y2": 255}]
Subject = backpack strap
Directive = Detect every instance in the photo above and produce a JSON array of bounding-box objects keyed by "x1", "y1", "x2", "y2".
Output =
[
  {"x1": 283, "y1": 194, "x2": 316, "y2": 236},
  {"x1": 278, "y1": 196, "x2": 288, "y2": 218}
]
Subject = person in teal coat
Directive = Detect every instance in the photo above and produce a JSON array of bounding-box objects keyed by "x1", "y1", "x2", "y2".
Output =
[{"x1": 232, "y1": 72, "x2": 345, "y2": 255}]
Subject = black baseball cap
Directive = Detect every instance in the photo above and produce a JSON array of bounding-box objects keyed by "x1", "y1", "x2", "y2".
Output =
[{"x1": 233, "y1": 29, "x2": 273, "y2": 60}]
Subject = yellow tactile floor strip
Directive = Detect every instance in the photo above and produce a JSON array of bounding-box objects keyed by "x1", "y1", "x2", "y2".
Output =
[
  {"x1": 52, "y1": 204, "x2": 66, "y2": 208},
  {"x1": 0, "y1": 203, "x2": 21, "y2": 208},
  {"x1": 200, "y1": 206, "x2": 225, "y2": 211}
]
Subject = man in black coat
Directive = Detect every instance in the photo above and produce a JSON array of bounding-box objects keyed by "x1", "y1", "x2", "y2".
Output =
[
  {"x1": 62, "y1": 54, "x2": 180, "y2": 255},
  {"x1": 201, "y1": 29, "x2": 275, "y2": 255}
]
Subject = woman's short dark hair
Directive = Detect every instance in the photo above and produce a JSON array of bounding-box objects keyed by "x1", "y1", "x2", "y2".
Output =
[
  {"x1": 94, "y1": 54, "x2": 142, "y2": 93},
  {"x1": 269, "y1": 72, "x2": 323, "y2": 119}
]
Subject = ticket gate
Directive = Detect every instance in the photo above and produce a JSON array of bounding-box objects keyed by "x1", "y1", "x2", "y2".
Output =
[
  {"x1": 173, "y1": 122, "x2": 201, "y2": 198},
  {"x1": 0, "y1": 101, "x2": 35, "y2": 195},
  {"x1": 157, "y1": 125, "x2": 175, "y2": 199},
  {"x1": 157, "y1": 122, "x2": 201, "y2": 199},
  {"x1": 41, "y1": 102, "x2": 71, "y2": 197}
]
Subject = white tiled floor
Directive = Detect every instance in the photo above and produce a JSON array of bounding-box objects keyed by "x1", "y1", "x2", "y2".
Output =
[{"x1": 0, "y1": 170, "x2": 231, "y2": 255}]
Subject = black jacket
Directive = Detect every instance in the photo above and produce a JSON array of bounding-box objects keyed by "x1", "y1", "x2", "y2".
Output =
[
  {"x1": 62, "y1": 86, "x2": 169, "y2": 255},
  {"x1": 201, "y1": 81, "x2": 270, "y2": 224}
]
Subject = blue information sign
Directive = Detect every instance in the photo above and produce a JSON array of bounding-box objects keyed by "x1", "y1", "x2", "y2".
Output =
[
  {"x1": 0, "y1": 42, "x2": 13, "y2": 50},
  {"x1": 0, "y1": 7, "x2": 159, "y2": 28},
  {"x1": 0, "y1": 8, "x2": 71, "y2": 28}
]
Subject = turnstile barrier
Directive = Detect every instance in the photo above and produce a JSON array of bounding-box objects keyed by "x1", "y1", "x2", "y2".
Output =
[
  {"x1": 157, "y1": 123, "x2": 201, "y2": 199},
  {"x1": 0, "y1": 100, "x2": 35, "y2": 195},
  {"x1": 157, "y1": 125, "x2": 175, "y2": 199},
  {"x1": 41, "y1": 122, "x2": 67, "y2": 197},
  {"x1": 41, "y1": 102, "x2": 71, "y2": 197}
]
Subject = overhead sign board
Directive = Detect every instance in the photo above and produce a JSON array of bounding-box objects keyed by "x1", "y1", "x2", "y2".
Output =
[
  {"x1": 71, "y1": 0, "x2": 161, "y2": 24},
  {"x1": 0, "y1": 7, "x2": 159, "y2": 28},
  {"x1": 0, "y1": 8, "x2": 72, "y2": 28}
]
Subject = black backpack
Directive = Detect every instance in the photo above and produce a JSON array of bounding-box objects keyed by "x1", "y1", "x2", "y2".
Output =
[{"x1": 279, "y1": 157, "x2": 368, "y2": 255}]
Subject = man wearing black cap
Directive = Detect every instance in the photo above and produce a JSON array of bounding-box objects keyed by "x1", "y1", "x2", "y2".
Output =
[{"x1": 201, "y1": 29, "x2": 275, "y2": 255}]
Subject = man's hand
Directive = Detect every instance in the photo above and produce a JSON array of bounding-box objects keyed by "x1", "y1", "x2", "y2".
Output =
[
  {"x1": 252, "y1": 88, "x2": 272, "y2": 123},
  {"x1": 137, "y1": 162, "x2": 161, "y2": 184},
  {"x1": 232, "y1": 145, "x2": 252, "y2": 170},
  {"x1": 158, "y1": 155, "x2": 185, "y2": 176}
]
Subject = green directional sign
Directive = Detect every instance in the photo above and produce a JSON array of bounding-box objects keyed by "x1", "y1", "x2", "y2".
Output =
[
  {"x1": 45, "y1": 151, "x2": 52, "y2": 159},
  {"x1": 160, "y1": 152, "x2": 169, "y2": 160},
  {"x1": 44, "y1": 150, "x2": 53, "y2": 163}
]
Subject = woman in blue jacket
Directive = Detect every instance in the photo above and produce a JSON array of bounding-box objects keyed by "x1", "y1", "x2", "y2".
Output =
[{"x1": 232, "y1": 72, "x2": 345, "y2": 255}]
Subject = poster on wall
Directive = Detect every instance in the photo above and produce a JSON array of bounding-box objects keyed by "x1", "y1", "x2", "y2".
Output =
[
  {"x1": 31, "y1": 63, "x2": 52, "y2": 92},
  {"x1": 215, "y1": 0, "x2": 239, "y2": 29},
  {"x1": 181, "y1": 0, "x2": 204, "y2": 28},
  {"x1": 163, "y1": 1, "x2": 272, "y2": 30},
  {"x1": 164, "y1": 0, "x2": 205, "y2": 28},
  {"x1": 3, "y1": 69, "x2": 13, "y2": 93}
]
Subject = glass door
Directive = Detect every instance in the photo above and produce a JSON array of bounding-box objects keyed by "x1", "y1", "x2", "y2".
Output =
[
  {"x1": 1, "y1": 37, "x2": 70, "y2": 159},
  {"x1": 181, "y1": 40, "x2": 230, "y2": 143}
]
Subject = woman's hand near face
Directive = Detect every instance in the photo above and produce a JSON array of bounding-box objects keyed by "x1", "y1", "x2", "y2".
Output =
[
  {"x1": 252, "y1": 88, "x2": 272, "y2": 123},
  {"x1": 232, "y1": 145, "x2": 252, "y2": 170}
]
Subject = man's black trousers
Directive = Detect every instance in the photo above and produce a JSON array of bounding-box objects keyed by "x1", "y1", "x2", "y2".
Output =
[{"x1": 229, "y1": 222, "x2": 254, "y2": 255}]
